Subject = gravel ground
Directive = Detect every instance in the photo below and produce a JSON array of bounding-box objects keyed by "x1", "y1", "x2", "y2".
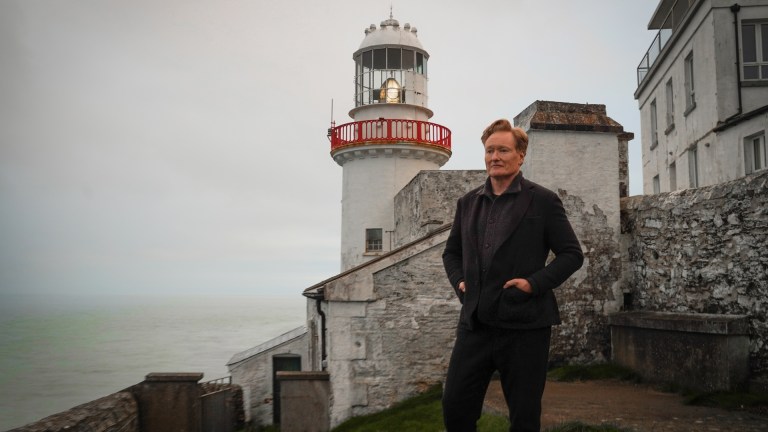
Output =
[{"x1": 483, "y1": 379, "x2": 768, "y2": 431}]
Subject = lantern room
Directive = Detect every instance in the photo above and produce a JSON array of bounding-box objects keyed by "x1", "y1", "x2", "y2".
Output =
[{"x1": 353, "y1": 17, "x2": 429, "y2": 110}]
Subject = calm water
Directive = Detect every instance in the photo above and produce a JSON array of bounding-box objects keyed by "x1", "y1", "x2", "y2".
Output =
[{"x1": 0, "y1": 294, "x2": 306, "y2": 430}]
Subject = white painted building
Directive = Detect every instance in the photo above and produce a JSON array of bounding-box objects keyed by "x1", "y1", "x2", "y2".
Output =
[
  {"x1": 329, "y1": 14, "x2": 452, "y2": 271},
  {"x1": 636, "y1": 0, "x2": 768, "y2": 194}
]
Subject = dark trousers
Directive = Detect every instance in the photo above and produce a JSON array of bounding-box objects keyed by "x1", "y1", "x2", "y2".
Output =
[{"x1": 442, "y1": 324, "x2": 552, "y2": 432}]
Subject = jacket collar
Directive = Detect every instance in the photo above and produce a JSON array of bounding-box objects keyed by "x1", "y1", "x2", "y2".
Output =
[{"x1": 477, "y1": 172, "x2": 525, "y2": 198}]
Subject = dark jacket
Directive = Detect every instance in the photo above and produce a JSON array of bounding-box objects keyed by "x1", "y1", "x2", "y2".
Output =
[{"x1": 442, "y1": 175, "x2": 584, "y2": 330}]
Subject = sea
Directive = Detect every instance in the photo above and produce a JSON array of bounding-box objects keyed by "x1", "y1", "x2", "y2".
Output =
[{"x1": 0, "y1": 293, "x2": 306, "y2": 431}]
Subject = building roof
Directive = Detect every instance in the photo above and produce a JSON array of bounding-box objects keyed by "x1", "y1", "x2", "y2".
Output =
[
  {"x1": 514, "y1": 100, "x2": 628, "y2": 135},
  {"x1": 355, "y1": 15, "x2": 426, "y2": 55},
  {"x1": 226, "y1": 325, "x2": 307, "y2": 366},
  {"x1": 303, "y1": 223, "x2": 452, "y2": 299}
]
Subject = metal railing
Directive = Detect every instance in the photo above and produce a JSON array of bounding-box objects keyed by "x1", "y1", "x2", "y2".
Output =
[
  {"x1": 328, "y1": 119, "x2": 451, "y2": 152},
  {"x1": 637, "y1": 0, "x2": 695, "y2": 86},
  {"x1": 638, "y1": 28, "x2": 673, "y2": 85}
]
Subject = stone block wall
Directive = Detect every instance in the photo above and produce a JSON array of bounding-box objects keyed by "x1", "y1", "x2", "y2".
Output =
[
  {"x1": 550, "y1": 190, "x2": 623, "y2": 365},
  {"x1": 12, "y1": 374, "x2": 244, "y2": 432},
  {"x1": 393, "y1": 170, "x2": 486, "y2": 247},
  {"x1": 359, "y1": 243, "x2": 460, "y2": 414},
  {"x1": 318, "y1": 242, "x2": 458, "y2": 425},
  {"x1": 9, "y1": 392, "x2": 139, "y2": 432},
  {"x1": 392, "y1": 170, "x2": 625, "y2": 366},
  {"x1": 621, "y1": 170, "x2": 768, "y2": 374}
]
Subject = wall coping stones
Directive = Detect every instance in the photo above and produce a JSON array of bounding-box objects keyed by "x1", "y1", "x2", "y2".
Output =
[
  {"x1": 608, "y1": 311, "x2": 750, "y2": 335},
  {"x1": 514, "y1": 100, "x2": 626, "y2": 134},
  {"x1": 144, "y1": 372, "x2": 204, "y2": 382}
]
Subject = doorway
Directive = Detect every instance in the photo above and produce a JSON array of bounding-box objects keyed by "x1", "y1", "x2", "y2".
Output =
[{"x1": 272, "y1": 355, "x2": 301, "y2": 424}]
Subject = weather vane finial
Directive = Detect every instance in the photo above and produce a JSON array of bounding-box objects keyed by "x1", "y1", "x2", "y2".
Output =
[{"x1": 390, "y1": 4, "x2": 393, "y2": 19}]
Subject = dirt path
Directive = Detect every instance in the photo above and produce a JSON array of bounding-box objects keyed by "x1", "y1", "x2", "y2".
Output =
[{"x1": 483, "y1": 379, "x2": 768, "y2": 431}]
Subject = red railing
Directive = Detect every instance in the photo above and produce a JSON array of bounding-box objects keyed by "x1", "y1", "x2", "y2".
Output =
[{"x1": 329, "y1": 119, "x2": 451, "y2": 152}]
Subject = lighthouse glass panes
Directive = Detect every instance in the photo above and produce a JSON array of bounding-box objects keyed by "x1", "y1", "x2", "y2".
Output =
[{"x1": 355, "y1": 48, "x2": 427, "y2": 106}]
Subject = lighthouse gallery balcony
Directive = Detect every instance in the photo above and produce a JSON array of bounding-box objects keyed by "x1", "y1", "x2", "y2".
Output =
[{"x1": 329, "y1": 118, "x2": 451, "y2": 154}]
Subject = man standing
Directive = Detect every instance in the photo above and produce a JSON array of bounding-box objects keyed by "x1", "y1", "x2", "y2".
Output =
[{"x1": 442, "y1": 119, "x2": 584, "y2": 431}]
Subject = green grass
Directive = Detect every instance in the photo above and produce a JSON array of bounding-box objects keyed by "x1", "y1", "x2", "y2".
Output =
[
  {"x1": 330, "y1": 384, "x2": 631, "y2": 432},
  {"x1": 547, "y1": 363, "x2": 642, "y2": 383},
  {"x1": 332, "y1": 384, "x2": 461, "y2": 432}
]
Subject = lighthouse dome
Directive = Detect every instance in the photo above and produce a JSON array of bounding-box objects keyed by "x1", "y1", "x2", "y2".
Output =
[{"x1": 356, "y1": 17, "x2": 425, "y2": 53}]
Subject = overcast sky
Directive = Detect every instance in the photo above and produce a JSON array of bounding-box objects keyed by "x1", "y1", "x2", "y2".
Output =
[{"x1": 0, "y1": 1, "x2": 659, "y2": 298}]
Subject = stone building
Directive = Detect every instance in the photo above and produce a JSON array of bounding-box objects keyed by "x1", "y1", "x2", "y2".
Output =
[
  {"x1": 230, "y1": 101, "x2": 634, "y2": 430},
  {"x1": 228, "y1": 4, "x2": 768, "y2": 430},
  {"x1": 636, "y1": 0, "x2": 768, "y2": 194}
]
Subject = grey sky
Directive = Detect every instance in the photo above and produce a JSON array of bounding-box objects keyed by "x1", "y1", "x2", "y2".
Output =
[{"x1": 0, "y1": 0, "x2": 658, "y2": 297}]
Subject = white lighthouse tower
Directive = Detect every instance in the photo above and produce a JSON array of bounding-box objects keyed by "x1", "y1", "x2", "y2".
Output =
[{"x1": 328, "y1": 13, "x2": 452, "y2": 271}]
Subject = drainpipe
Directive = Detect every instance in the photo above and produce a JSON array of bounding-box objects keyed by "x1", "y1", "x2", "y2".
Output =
[
  {"x1": 727, "y1": 4, "x2": 743, "y2": 122},
  {"x1": 315, "y1": 298, "x2": 327, "y2": 370}
]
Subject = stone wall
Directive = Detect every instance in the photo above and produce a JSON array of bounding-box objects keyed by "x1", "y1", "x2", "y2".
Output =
[
  {"x1": 393, "y1": 171, "x2": 624, "y2": 365},
  {"x1": 11, "y1": 375, "x2": 243, "y2": 432},
  {"x1": 393, "y1": 170, "x2": 486, "y2": 247},
  {"x1": 359, "y1": 243, "x2": 460, "y2": 414},
  {"x1": 621, "y1": 170, "x2": 768, "y2": 374},
  {"x1": 550, "y1": 189, "x2": 623, "y2": 365},
  {"x1": 9, "y1": 392, "x2": 138, "y2": 432}
]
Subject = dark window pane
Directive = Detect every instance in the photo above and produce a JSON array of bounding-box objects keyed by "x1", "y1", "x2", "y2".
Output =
[
  {"x1": 356, "y1": 56, "x2": 362, "y2": 77},
  {"x1": 416, "y1": 52, "x2": 424, "y2": 74},
  {"x1": 362, "y1": 50, "x2": 372, "y2": 69},
  {"x1": 743, "y1": 24, "x2": 756, "y2": 63},
  {"x1": 373, "y1": 48, "x2": 386, "y2": 69},
  {"x1": 387, "y1": 48, "x2": 401, "y2": 69},
  {"x1": 762, "y1": 65, "x2": 768, "y2": 80},
  {"x1": 366, "y1": 228, "x2": 383, "y2": 252},
  {"x1": 744, "y1": 65, "x2": 759, "y2": 80},
  {"x1": 402, "y1": 49, "x2": 414, "y2": 70},
  {"x1": 762, "y1": 24, "x2": 768, "y2": 61}
]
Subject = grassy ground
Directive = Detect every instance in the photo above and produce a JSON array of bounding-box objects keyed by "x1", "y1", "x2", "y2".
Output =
[
  {"x1": 243, "y1": 363, "x2": 768, "y2": 431},
  {"x1": 330, "y1": 384, "x2": 630, "y2": 432}
]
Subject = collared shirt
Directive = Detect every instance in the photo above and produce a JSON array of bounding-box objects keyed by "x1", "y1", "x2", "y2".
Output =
[{"x1": 476, "y1": 173, "x2": 523, "y2": 325}]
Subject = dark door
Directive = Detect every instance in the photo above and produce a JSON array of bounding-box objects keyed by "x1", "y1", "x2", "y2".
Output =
[{"x1": 272, "y1": 355, "x2": 301, "y2": 424}]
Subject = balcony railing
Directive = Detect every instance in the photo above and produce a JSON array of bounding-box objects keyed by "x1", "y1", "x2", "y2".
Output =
[
  {"x1": 638, "y1": 28, "x2": 673, "y2": 85},
  {"x1": 637, "y1": 0, "x2": 694, "y2": 86},
  {"x1": 328, "y1": 119, "x2": 451, "y2": 152}
]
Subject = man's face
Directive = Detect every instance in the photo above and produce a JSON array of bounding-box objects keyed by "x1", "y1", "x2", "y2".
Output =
[{"x1": 484, "y1": 131, "x2": 525, "y2": 181}]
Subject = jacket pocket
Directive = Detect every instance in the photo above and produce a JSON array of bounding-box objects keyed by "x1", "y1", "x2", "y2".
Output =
[{"x1": 497, "y1": 287, "x2": 541, "y2": 323}]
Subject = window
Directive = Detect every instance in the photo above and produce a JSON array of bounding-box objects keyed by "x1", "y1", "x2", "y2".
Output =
[
  {"x1": 665, "y1": 79, "x2": 675, "y2": 133},
  {"x1": 688, "y1": 145, "x2": 699, "y2": 188},
  {"x1": 402, "y1": 49, "x2": 414, "y2": 70},
  {"x1": 669, "y1": 162, "x2": 677, "y2": 191},
  {"x1": 653, "y1": 175, "x2": 660, "y2": 194},
  {"x1": 745, "y1": 132, "x2": 767, "y2": 174},
  {"x1": 650, "y1": 99, "x2": 658, "y2": 150},
  {"x1": 742, "y1": 22, "x2": 768, "y2": 80},
  {"x1": 684, "y1": 52, "x2": 696, "y2": 113},
  {"x1": 365, "y1": 228, "x2": 383, "y2": 252}
]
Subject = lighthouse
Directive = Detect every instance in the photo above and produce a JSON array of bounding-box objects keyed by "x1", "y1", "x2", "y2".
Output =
[{"x1": 328, "y1": 14, "x2": 452, "y2": 271}]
